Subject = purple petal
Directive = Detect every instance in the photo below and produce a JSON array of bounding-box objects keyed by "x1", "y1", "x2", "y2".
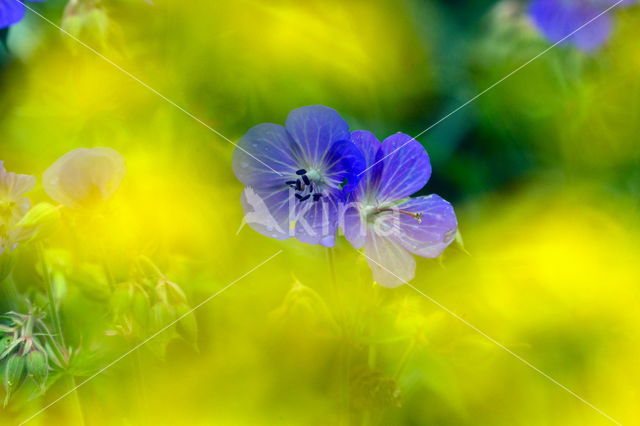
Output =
[
  {"x1": 322, "y1": 140, "x2": 365, "y2": 196},
  {"x1": 529, "y1": 0, "x2": 613, "y2": 51},
  {"x1": 375, "y1": 133, "x2": 431, "y2": 203},
  {"x1": 232, "y1": 123, "x2": 299, "y2": 189},
  {"x1": 342, "y1": 203, "x2": 365, "y2": 249},
  {"x1": 364, "y1": 231, "x2": 415, "y2": 288},
  {"x1": 285, "y1": 105, "x2": 350, "y2": 164},
  {"x1": 387, "y1": 194, "x2": 457, "y2": 258},
  {"x1": 0, "y1": 0, "x2": 25, "y2": 29},
  {"x1": 603, "y1": 0, "x2": 636, "y2": 8},
  {"x1": 295, "y1": 195, "x2": 340, "y2": 247},
  {"x1": 350, "y1": 130, "x2": 382, "y2": 201},
  {"x1": 241, "y1": 186, "x2": 293, "y2": 241}
]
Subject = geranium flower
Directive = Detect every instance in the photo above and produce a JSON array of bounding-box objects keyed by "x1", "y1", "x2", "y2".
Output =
[
  {"x1": 342, "y1": 131, "x2": 457, "y2": 288},
  {"x1": 528, "y1": 0, "x2": 636, "y2": 51},
  {"x1": 43, "y1": 147, "x2": 126, "y2": 209},
  {"x1": 0, "y1": 0, "x2": 45, "y2": 29},
  {"x1": 0, "y1": 161, "x2": 35, "y2": 254},
  {"x1": 233, "y1": 105, "x2": 365, "y2": 247}
]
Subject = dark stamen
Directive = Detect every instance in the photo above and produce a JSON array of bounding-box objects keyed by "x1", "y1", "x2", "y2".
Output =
[
  {"x1": 296, "y1": 169, "x2": 307, "y2": 175},
  {"x1": 285, "y1": 180, "x2": 297, "y2": 186},
  {"x1": 295, "y1": 180, "x2": 302, "y2": 191},
  {"x1": 299, "y1": 195, "x2": 311, "y2": 202},
  {"x1": 302, "y1": 175, "x2": 311, "y2": 185},
  {"x1": 295, "y1": 194, "x2": 303, "y2": 200},
  {"x1": 313, "y1": 194, "x2": 322, "y2": 201}
]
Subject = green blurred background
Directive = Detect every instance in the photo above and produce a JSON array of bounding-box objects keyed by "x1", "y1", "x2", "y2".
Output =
[{"x1": 1, "y1": 0, "x2": 640, "y2": 424}]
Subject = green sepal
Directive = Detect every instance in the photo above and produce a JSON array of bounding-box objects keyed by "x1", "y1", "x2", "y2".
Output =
[
  {"x1": 25, "y1": 350, "x2": 49, "y2": 392},
  {"x1": 4, "y1": 354, "x2": 26, "y2": 406}
]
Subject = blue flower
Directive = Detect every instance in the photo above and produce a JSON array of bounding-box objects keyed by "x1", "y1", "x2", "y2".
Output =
[
  {"x1": 0, "y1": 0, "x2": 45, "y2": 29},
  {"x1": 233, "y1": 105, "x2": 365, "y2": 247},
  {"x1": 528, "y1": 0, "x2": 637, "y2": 51},
  {"x1": 342, "y1": 131, "x2": 457, "y2": 288}
]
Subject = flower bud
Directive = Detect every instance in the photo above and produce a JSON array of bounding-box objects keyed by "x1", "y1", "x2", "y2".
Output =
[
  {"x1": 148, "y1": 303, "x2": 178, "y2": 359},
  {"x1": 270, "y1": 281, "x2": 339, "y2": 336},
  {"x1": 131, "y1": 289, "x2": 151, "y2": 331},
  {"x1": 164, "y1": 280, "x2": 188, "y2": 305},
  {"x1": 43, "y1": 148, "x2": 126, "y2": 209},
  {"x1": 3, "y1": 354, "x2": 25, "y2": 405},
  {"x1": 72, "y1": 264, "x2": 111, "y2": 302},
  {"x1": 110, "y1": 285, "x2": 133, "y2": 318},
  {"x1": 25, "y1": 350, "x2": 48, "y2": 391},
  {"x1": 62, "y1": 1, "x2": 109, "y2": 44},
  {"x1": 175, "y1": 303, "x2": 198, "y2": 350},
  {"x1": 150, "y1": 303, "x2": 176, "y2": 331},
  {"x1": 15, "y1": 203, "x2": 61, "y2": 243}
]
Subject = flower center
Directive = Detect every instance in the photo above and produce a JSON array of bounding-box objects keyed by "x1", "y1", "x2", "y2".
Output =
[{"x1": 284, "y1": 169, "x2": 324, "y2": 203}]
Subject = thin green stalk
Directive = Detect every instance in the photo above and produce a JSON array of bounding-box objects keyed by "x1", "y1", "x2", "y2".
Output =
[
  {"x1": 68, "y1": 375, "x2": 87, "y2": 426},
  {"x1": 37, "y1": 243, "x2": 86, "y2": 425},
  {"x1": 133, "y1": 350, "x2": 149, "y2": 423},
  {"x1": 36, "y1": 243, "x2": 65, "y2": 348},
  {"x1": 362, "y1": 316, "x2": 378, "y2": 426},
  {"x1": 326, "y1": 247, "x2": 349, "y2": 425},
  {"x1": 0, "y1": 276, "x2": 20, "y2": 312},
  {"x1": 100, "y1": 250, "x2": 116, "y2": 290},
  {"x1": 394, "y1": 338, "x2": 416, "y2": 379}
]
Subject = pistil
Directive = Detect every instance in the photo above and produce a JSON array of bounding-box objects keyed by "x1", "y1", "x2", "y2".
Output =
[{"x1": 376, "y1": 207, "x2": 424, "y2": 223}]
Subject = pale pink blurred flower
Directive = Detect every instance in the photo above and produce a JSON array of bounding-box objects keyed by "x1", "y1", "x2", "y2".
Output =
[
  {"x1": 0, "y1": 161, "x2": 36, "y2": 254},
  {"x1": 43, "y1": 148, "x2": 126, "y2": 209}
]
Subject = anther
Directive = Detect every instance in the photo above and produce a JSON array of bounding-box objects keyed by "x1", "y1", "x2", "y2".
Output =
[
  {"x1": 295, "y1": 194, "x2": 303, "y2": 200},
  {"x1": 313, "y1": 194, "x2": 322, "y2": 201},
  {"x1": 302, "y1": 175, "x2": 311, "y2": 185},
  {"x1": 296, "y1": 169, "x2": 307, "y2": 175},
  {"x1": 299, "y1": 195, "x2": 311, "y2": 202},
  {"x1": 285, "y1": 180, "x2": 297, "y2": 187},
  {"x1": 295, "y1": 180, "x2": 302, "y2": 191}
]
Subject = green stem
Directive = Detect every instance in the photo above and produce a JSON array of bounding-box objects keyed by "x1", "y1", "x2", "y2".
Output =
[
  {"x1": 101, "y1": 256, "x2": 116, "y2": 290},
  {"x1": 133, "y1": 350, "x2": 148, "y2": 423},
  {"x1": 0, "y1": 276, "x2": 20, "y2": 312},
  {"x1": 394, "y1": 338, "x2": 416, "y2": 379},
  {"x1": 68, "y1": 375, "x2": 87, "y2": 426},
  {"x1": 37, "y1": 244, "x2": 86, "y2": 424},
  {"x1": 362, "y1": 325, "x2": 377, "y2": 426},
  {"x1": 326, "y1": 247, "x2": 349, "y2": 426},
  {"x1": 36, "y1": 243, "x2": 66, "y2": 349}
]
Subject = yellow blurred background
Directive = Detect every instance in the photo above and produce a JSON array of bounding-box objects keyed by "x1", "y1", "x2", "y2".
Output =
[{"x1": 1, "y1": 0, "x2": 640, "y2": 425}]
